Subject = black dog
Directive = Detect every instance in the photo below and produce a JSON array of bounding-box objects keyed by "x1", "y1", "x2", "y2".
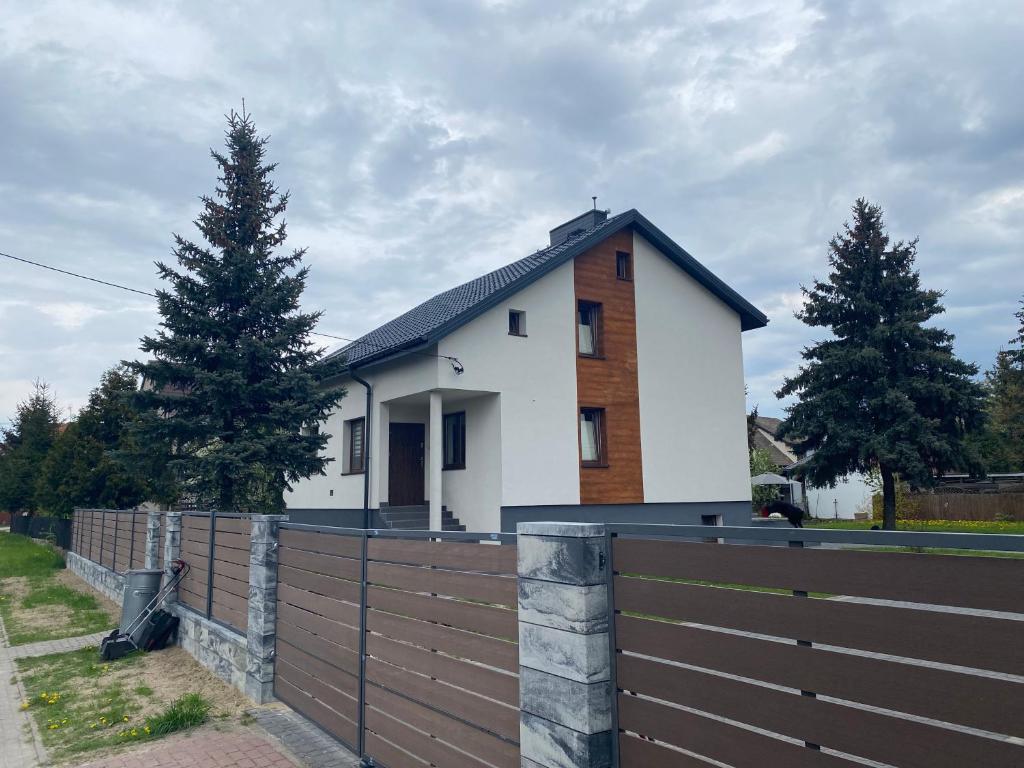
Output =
[{"x1": 764, "y1": 500, "x2": 805, "y2": 528}]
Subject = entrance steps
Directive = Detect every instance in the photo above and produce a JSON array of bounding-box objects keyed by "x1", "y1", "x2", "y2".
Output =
[{"x1": 378, "y1": 505, "x2": 466, "y2": 531}]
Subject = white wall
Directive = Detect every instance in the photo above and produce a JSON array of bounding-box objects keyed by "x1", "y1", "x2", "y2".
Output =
[
  {"x1": 805, "y1": 473, "x2": 873, "y2": 519},
  {"x1": 440, "y1": 394, "x2": 502, "y2": 531},
  {"x1": 437, "y1": 260, "x2": 580, "y2": 508},
  {"x1": 633, "y1": 233, "x2": 752, "y2": 503}
]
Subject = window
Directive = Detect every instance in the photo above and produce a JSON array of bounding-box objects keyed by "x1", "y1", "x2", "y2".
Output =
[
  {"x1": 579, "y1": 408, "x2": 606, "y2": 467},
  {"x1": 346, "y1": 417, "x2": 365, "y2": 473},
  {"x1": 578, "y1": 301, "x2": 602, "y2": 357},
  {"x1": 443, "y1": 411, "x2": 466, "y2": 470},
  {"x1": 508, "y1": 309, "x2": 526, "y2": 336},
  {"x1": 616, "y1": 251, "x2": 632, "y2": 281},
  {"x1": 300, "y1": 422, "x2": 320, "y2": 437}
]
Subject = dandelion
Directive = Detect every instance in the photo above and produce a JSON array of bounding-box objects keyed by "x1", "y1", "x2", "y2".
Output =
[
  {"x1": 131, "y1": 729, "x2": 138, "y2": 737},
  {"x1": 19, "y1": 702, "x2": 29, "y2": 711},
  {"x1": 122, "y1": 715, "x2": 130, "y2": 722},
  {"x1": 144, "y1": 726, "x2": 151, "y2": 734}
]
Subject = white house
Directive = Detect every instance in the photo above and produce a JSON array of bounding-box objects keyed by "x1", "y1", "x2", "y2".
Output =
[{"x1": 285, "y1": 208, "x2": 768, "y2": 532}]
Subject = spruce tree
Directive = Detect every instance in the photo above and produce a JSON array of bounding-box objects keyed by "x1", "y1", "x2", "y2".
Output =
[
  {"x1": 777, "y1": 199, "x2": 984, "y2": 529},
  {"x1": 128, "y1": 109, "x2": 344, "y2": 513},
  {"x1": 973, "y1": 298, "x2": 1024, "y2": 471},
  {"x1": 0, "y1": 380, "x2": 62, "y2": 514}
]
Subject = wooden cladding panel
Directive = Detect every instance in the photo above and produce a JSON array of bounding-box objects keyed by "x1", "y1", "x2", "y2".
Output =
[
  {"x1": 616, "y1": 614, "x2": 1024, "y2": 738},
  {"x1": 367, "y1": 609, "x2": 517, "y2": 672},
  {"x1": 614, "y1": 575, "x2": 1024, "y2": 676},
  {"x1": 280, "y1": 528, "x2": 362, "y2": 559},
  {"x1": 367, "y1": 561, "x2": 516, "y2": 607},
  {"x1": 277, "y1": 623, "x2": 360, "y2": 677},
  {"x1": 367, "y1": 538, "x2": 516, "y2": 573},
  {"x1": 574, "y1": 228, "x2": 643, "y2": 504},
  {"x1": 617, "y1": 654, "x2": 1024, "y2": 768},
  {"x1": 274, "y1": 674, "x2": 358, "y2": 751},
  {"x1": 618, "y1": 695, "x2": 857, "y2": 768},
  {"x1": 366, "y1": 585, "x2": 517, "y2": 639},
  {"x1": 614, "y1": 538, "x2": 1024, "y2": 613}
]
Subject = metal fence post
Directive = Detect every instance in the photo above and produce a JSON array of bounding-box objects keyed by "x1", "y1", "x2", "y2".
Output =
[
  {"x1": 206, "y1": 512, "x2": 216, "y2": 619},
  {"x1": 129, "y1": 509, "x2": 137, "y2": 569},
  {"x1": 357, "y1": 529, "x2": 370, "y2": 764},
  {"x1": 517, "y1": 522, "x2": 614, "y2": 768},
  {"x1": 113, "y1": 511, "x2": 120, "y2": 572},
  {"x1": 99, "y1": 510, "x2": 106, "y2": 569}
]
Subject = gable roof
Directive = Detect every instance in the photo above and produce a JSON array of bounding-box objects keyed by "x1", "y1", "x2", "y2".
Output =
[{"x1": 326, "y1": 208, "x2": 767, "y2": 370}]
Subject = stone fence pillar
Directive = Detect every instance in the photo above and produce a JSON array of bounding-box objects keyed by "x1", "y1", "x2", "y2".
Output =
[
  {"x1": 145, "y1": 511, "x2": 162, "y2": 570},
  {"x1": 245, "y1": 514, "x2": 285, "y2": 703},
  {"x1": 517, "y1": 522, "x2": 613, "y2": 768},
  {"x1": 163, "y1": 512, "x2": 182, "y2": 607}
]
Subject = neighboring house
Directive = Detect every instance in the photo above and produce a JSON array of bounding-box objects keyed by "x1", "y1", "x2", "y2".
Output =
[
  {"x1": 285, "y1": 208, "x2": 767, "y2": 532},
  {"x1": 752, "y1": 416, "x2": 871, "y2": 519}
]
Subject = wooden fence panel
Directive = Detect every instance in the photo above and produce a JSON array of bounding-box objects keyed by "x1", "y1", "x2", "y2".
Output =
[
  {"x1": 363, "y1": 537, "x2": 520, "y2": 768},
  {"x1": 274, "y1": 527, "x2": 363, "y2": 752},
  {"x1": 613, "y1": 535, "x2": 1024, "y2": 768},
  {"x1": 910, "y1": 492, "x2": 1024, "y2": 522}
]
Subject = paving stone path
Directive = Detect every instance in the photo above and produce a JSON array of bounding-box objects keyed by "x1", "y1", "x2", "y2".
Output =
[{"x1": 75, "y1": 728, "x2": 304, "y2": 768}]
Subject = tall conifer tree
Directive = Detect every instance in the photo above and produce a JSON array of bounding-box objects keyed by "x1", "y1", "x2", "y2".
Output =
[
  {"x1": 128, "y1": 109, "x2": 343, "y2": 512},
  {"x1": 777, "y1": 199, "x2": 984, "y2": 529}
]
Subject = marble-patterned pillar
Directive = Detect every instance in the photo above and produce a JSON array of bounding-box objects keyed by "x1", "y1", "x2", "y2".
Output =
[
  {"x1": 145, "y1": 510, "x2": 162, "y2": 570},
  {"x1": 163, "y1": 512, "x2": 182, "y2": 607},
  {"x1": 517, "y1": 522, "x2": 613, "y2": 768},
  {"x1": 244, "y1": 514, "x2": 286, "y2": 703}
]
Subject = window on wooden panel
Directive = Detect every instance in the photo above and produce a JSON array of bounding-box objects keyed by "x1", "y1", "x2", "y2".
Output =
[
  {"x1": 508, "y1": 309, "x2": 526, "y2": 336},
  {"x1": 346, "y1": 417, "x2": 365, "y2": 473},
  {"x1": 443, "y1": 411, "x2": 466, "y2": 470},
  {"x1": 579, "y1": 407, "x2": 607, "y2": 467},
  {"x1": 578, "y1": 300, "x2": 602, "y2": 357},
  {"x1": 616, "y1": 251, "x2": 632, "y2": 281}
]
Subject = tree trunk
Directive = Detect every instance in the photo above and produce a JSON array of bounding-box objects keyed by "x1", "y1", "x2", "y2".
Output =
[{"x1": 880, "y1": 465, "x2": 897, "y2": 530}]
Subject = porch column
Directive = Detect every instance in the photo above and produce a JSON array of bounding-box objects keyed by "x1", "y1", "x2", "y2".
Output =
[
  {"x1": 429, "y1": 390, "x2": 443, "y2": 530},
  {"x1": 377, "y1": 401, "x2": 390, "y2": 509}
]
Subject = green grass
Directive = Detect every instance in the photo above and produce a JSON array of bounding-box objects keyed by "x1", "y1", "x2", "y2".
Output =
[
  {"x1": 0, "y1": 532, "x2": 114, "y2": 645},
  {"x1": 16, "y1": 648, "x2": 210, "y2": 760},
  {"x1": 805, "y1": 518, "x2": 1024, "y2": 535},
  {"x1": 0, "y1": 532, "x2": 64, "y2": 578}
]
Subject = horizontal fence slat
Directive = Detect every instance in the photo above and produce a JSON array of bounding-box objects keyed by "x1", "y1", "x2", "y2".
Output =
[
  {"x1": 213, "y1": 517, "x2": 251, "y2": 535},
  {"x1": 368, "y1": 538, "x2": 517, "y2": 574},
  {"x1": 365, "y1": 703, "x2": 495, "y2": 768},
  {"x1": 277, "y1": 583, "x2": 360, "y2": 626},
  {"x1": 211, "y1": 572, "x2": 249, "y2": 601},
  {"x1": 210, "y1": 597, "x2": 248, "y2": 632},
  {"x1": 617, "y1": 654, "x2": 1024, "y2": 768},
  {"x1": 368, "y1": 561, "x2": 517, "y2": 607},
  {"x1": 367, "y1": 609, "x2": 518, "y2": 672},
  {"x1": 366, "y1": 585, "x2": 517, "y2": 640},
  {"x1": 614, "y1": 538, "x2": 1024, "y2": 612},
  {"x1": 280, "y1": 528, "x2": 363, "y2": 559},
  {"x1": 363, "y1": 730, "x2": 427, "y2": 768},
  {"x1": 367, "y1": 633, "x2": 518, "y2": 706},
  {"x1": 618, "y1": 696, "x2": 857, "y2": 768},
  {"x1": 275, "y1": 674, "x2": 358, "y2": 751},
  {"x1": 276, "y1": 656, "x2": 359, "y2": 723},
  {"x1": 277, "y1": 621, "x2": 360, "y2": 677},
  {"x1": 616, "y1": 614, "x2": 1024, "y2": 737},
  {"x1": 212, "y1": 559, "x2": 249, "y2": 585},
  {"x1": 365, "y1": 657, "x2": 519, "y2": 741},
  {"x1": 367, "y1": 685, "x2": 518, "y2": 768},
  {"x1": 614, "y1": 576, "x2": 1024, "y2": 676},
  {"x1": 208, "y1": 530, "x2": 250, "y2": 552},
  {"x1": 278, "y1": 602, "x2": 360, "y2": 651},
  {"x1": 276, "y1": 636, "x2": 359, "y2": 699},
  {"x1": 277, "y1": 564, "x2": 361, "y2": 605},
  {"x1": 279, "y1": 548, "x2": 361, "y2": 581}
]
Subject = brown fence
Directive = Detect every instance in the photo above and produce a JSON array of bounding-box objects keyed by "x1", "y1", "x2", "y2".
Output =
[
  {"x1": 273, "y1": 526, "x2": 521, "y2": 766},
  {"x1": 71, "y1": 508, "x2": 151, "y2": 573},
  {"x1": 178, "y1": 512, "x2": 252, "y2": 633},
  {"x1": 610, "y1": 533, "x2": 1024, "y2": 768},
  {"x1": 908, "y1": 491, "x2": 1024, "y2": 521}
]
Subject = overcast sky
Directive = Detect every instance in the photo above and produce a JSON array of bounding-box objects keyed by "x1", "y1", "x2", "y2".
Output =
[{"x1": 1, "y1": 0, "x2": 1022, "y2": 425}]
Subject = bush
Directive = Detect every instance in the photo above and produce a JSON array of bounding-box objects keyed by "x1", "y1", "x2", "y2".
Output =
[{"x1": 147, "y1": 693, "x2": 210, "y2": 736}]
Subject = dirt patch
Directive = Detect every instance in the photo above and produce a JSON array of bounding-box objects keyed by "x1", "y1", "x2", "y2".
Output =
[
  {"x1": 0, "y1": 575, "x2": 31, "y2": 599},
  {"x1": 11, "y1": 603, "x2": 68, "y2": 633},
  {"x1": 139, "y1": 646, "x2": 249, "y2": 719},
  {"x1": 56, "y1": 569, "x2": 121, "y2": 623}
]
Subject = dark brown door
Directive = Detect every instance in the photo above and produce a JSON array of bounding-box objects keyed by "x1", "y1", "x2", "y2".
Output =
[{"x1": 389, "y1": 423, "x2": 425, "y2": 506}]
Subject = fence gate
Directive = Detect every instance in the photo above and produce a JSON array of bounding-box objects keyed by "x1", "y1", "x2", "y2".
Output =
[
  {"x1": 274, "y1": 525, "x2": 521, "y2": 767},
  {"x1": 607, "y1": 526, "x2": 1024, "y2": 768}
]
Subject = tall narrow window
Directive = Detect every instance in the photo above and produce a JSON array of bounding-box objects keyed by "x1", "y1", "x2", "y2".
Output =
[
  {"x1": 579, "y1": 408, "x2": 606, "y2": 467},
  {"x1": 616, "y1": 251, "x2": 632, "y2": 281},
  {"x1": 347, "y1": 417, "x2": 365, "y2": 473},
  {"x1": 508, "y1": 309, "x2": 526, "y2": 336},
  {"x1": 443, "y1": 411, "x2": 466, "y2": 470},
  {"x1": 578, "y1": 301, "x2": 602, "y2": 357}
]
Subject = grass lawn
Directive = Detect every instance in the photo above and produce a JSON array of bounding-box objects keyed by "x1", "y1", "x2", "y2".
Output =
[
  {"x1": 16, "y1": 647, "x2": 212, "y2": 763},
  {"x1": 804, "y1": 518, "x2": 1024, "y2": 535},
  {"x1": 0, "y1": 532, "x2": 116, "y2": 646}
]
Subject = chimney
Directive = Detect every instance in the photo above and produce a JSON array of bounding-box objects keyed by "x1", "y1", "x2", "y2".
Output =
[{"x1": 548, "y1": 208, "x2": 609, "y2": 247}]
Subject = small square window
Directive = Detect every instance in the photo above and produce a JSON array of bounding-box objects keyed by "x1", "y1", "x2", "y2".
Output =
[
  {"x1": 579, "y1": 407, "x2": 607, "y2": 467},
  {"x1": 616, "y1": 251, "x2": 632, "y2": 281},
  {"x1": 508, "y1": 310, "x2": 526, "y2": 336},
  {"x1": 300, "y1": 422, "x2": 320, "y2": 437},
  {"x1": 578, "y1": 301, "x2": 602, "y2": 357},
  {"x1": 443, "y1": 411, "x2": 466, "y2": 470}
]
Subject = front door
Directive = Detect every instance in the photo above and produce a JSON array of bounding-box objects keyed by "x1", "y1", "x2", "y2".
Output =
[{"x1": 389, "y1": 422, "x2": 425, "y2": 506}]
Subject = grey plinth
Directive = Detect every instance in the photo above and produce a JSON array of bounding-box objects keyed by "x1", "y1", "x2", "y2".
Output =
[
  {"x1": 244, "y1": 514, "x2": 286, "y2": 703},
  {"x1": 517, "y1": 522, "x2": 613, "y2": 768},
  {"x1": 145, "y1": 510, "x2": 162, "y2": 570},
  {"x1": 163, "y1": 512, "x2": 182, "y2": 607}
]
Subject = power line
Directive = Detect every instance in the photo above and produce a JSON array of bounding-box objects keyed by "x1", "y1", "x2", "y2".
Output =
[{"x1": 1, "y1": 249, "x2": 462, "y2": 365}]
